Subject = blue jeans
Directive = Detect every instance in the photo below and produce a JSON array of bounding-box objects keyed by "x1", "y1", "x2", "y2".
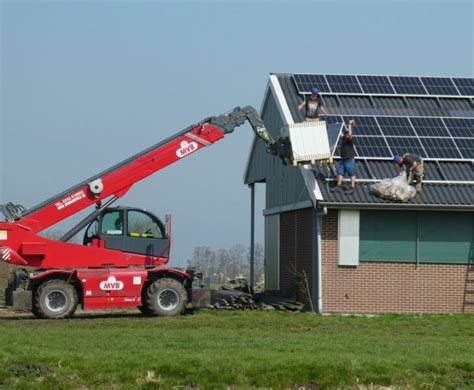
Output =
[{"x1": 337, "y1": 158, "x2": 356, "y2": 177}]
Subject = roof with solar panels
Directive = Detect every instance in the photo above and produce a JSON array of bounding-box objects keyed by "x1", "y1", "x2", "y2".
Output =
[{"x1": 245, "y1": 73, "x2": 473, "y2": 209}]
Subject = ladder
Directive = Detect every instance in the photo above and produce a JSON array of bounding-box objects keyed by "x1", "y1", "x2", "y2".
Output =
[{"x1": 462, "y1": 245, "x2": 474, "y2": 312}]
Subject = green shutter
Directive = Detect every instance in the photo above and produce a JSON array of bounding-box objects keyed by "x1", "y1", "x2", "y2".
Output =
[
  {"x1": 360, "y1": 210, "x2": 417, "y2": 262},
  {"x1": 359, "y1": 210, "x2": 473, "y2": 265},
  {"x1": 419, "y1": 212, "x2": 473, "y2": 264}
]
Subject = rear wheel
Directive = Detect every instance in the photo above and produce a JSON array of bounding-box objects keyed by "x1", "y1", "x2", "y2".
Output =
[
  {"x1": 33, "y1": 279, "x2": 78, "y2": 319},
  {"x1": 142, "y1": 278, "x2": 188, "y2": 316}
]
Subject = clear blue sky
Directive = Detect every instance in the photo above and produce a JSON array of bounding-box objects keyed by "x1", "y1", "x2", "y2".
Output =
[{"x1": 1, "y1": 0, "x2": 473, "y2": 266}]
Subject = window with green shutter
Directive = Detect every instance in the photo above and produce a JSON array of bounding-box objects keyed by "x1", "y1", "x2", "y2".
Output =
[
  {"x1": 360, "y1": 210, "x2": 417, "y2": 262},
  {"x1": 419, "y1": 212, "x2": 473, "y2": 263},
  {"x1": 359, "y1": 210, "x2": 473, "y2": 264}
]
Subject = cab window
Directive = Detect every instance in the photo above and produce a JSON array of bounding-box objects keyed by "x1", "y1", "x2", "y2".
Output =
[
  {"x1": 101, "y1": 211, "x2": 124, "y2": 235},
  {"x1": 127, "y1": 210, "x2": 163, "y2": 239}
]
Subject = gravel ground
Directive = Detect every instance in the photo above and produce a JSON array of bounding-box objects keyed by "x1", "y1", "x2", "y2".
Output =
[{"x1": 0, "y1": 306, "x2": 141, "y2": 321}]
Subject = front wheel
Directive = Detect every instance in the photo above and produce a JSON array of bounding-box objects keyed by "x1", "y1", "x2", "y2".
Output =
[
  {"x1": 137, "y1": 305, "x2": 154, "y2": 316},
  {"x1": 33, "y1": 279, "x2": 78, "y2": 319},
  {"x1": 142, "y1": 278, "x2": 188, "y2": 316}
]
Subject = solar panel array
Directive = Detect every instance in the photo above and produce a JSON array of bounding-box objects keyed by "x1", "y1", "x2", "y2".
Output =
[
  {"x1": 293, "y1": 73, "x2": 474, "y2": 162},
  {"x1": 293, "y1": 74, "x2": 474, "y2": 96},
  {"x1": 325, "y1": 115, "x2": 473, "y2": 161}
]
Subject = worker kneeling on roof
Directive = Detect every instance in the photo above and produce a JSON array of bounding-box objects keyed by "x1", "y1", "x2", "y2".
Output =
[{"x1": 393, "y1": 153, "x2": 424, "y2": 192}]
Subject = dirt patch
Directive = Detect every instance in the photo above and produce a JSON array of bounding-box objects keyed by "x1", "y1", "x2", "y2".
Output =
[
  {"x1": 0, "y1": 306, "x2": 143, "y2": 321},
  {"x1": 9, "y1": 363, "x2": 53, "y2": 378},
  {"x1": 1, "y1": 363, "x2": 55, "y2": 386},
  {"x1": 0, "y1": 307, "x2": 34, "y2": 319}
]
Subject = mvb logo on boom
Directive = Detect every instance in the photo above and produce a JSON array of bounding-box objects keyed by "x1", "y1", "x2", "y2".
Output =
[{"x1": 176, "y1": 140, "x2": 198, "y2": 158}]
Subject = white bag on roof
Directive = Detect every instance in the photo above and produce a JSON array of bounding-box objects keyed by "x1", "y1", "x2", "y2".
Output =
[{"x1": 370, "y1": 172, "x2": 417, "y2": 202}]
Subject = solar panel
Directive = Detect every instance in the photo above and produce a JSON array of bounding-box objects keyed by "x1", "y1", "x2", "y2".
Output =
[
  {"x1": 357, "y1": 75, "x2": 395, "y2": 94},
  {"x1": 289, "y1": 73, "x2": 473, "y2": 162},
  {"x1": 324, "y1": 116, "x2": 343, "y2": 155},
  {"x1": 452, "y1": 78, "x2": 474, "y2": 96},
  {"x1": 410, "y1": 117, "x2": 451, "y2": 137},
  {"x1": 354, "y1": 136, "x2": 391, "y2": 158},
  {"x1": 326, "y1": 75, "x2": 363, "y2": 94},
  {"x1": 420, "y1": 77, "x2": 459, "y2": 96},
  {"x1": 342, "y1": 116, "x2": 382, "y2": 136},
  {"x1": 385, "y1": 137, "x2": 424, "y2": 156},
  {"x1": 452, "y1": 138, "x2": 474, "y2": 159},
  {"x1": 389, "y1": 76, "x2": 427, "y2": 95},
  {"x1": 377, "y1": 116, "x2": 417, "y2": 137},
  {"x1": 418, "y1": 138, "x2": 461, "y2": 159},
  {"x1": 293, "y1": 74, "x2": 474, "y2": 97},
  {"x1": 325, "y1": 115, "x2": 343, "y2": 125},
  {"x1": 293, "y1": 74, "x2": 331, "y2": 94},
  {"x1": 325, "y1": 115, "x2": 472, "y2": 161},
  {"x1": 443, "y1": 118, "x2": 474, "y2": 138}
]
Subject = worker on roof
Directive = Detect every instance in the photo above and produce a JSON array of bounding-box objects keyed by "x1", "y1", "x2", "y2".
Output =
[
  {"x1": 393, "y1": 153, "x2": 424, "y2": 192},
  {"x1": 298, "y1": 87, "x2": 330, "y2": 121},
  {"x1": 332, "y1": 119, "x2": 356, "y2": 194}
]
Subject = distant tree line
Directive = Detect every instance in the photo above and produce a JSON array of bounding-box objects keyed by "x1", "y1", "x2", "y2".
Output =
[{"x1": 187, "y1": 243, "x2": 264, "y2": 286}]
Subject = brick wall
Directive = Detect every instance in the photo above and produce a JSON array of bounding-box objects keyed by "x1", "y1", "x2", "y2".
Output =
[{"x1": 321, "y1": 209, "x2": 472, "y2": 313}]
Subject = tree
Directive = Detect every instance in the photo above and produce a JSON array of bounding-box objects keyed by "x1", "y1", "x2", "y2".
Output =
[
  {"x1": 252, "y1": 242, "x2": 265, "y2": 285},
  {"x1": 216, "y1": 248, "x2": 229, "y2": 284},
  {"x1": 187, "y1": 246, "x2": 217, "y2": 279},
  {"x1": 187, "y1": 243, "x2": 265, "y2": 288},
  {"x1": 227, "y1": 244, "x2": 246, "y2": 280}
]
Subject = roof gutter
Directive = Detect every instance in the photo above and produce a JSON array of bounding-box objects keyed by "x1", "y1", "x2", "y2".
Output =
[
  {"x1": 317, "y1": 201, "x2": 474, "y2": 211},
  {"x1": 325, "y1": 178, "x2": 474, "y2": 185}
]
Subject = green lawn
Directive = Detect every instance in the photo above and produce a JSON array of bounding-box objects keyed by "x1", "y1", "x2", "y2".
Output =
[{"x1": 0, "y1": 310, "x2": 473, "y2": 389}]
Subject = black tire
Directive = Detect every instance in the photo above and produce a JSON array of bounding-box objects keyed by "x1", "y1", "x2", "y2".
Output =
[
  {"x1": 142, "y1": 278, "x2": 188, "y2": 316},
  {"x1": 137, "y1": 305, "x2": 154, "y2": 316},
  {"x1": 33, "y1": 279, "x2": 78, "y2": 319}
]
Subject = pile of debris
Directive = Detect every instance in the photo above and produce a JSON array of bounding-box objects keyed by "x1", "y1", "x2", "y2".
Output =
[
  {"x1": 211, "y1": 287, "x2": 258, "y2": 310},
  {"x1": 371, "y1": 172, "x2": 417, "y2": 202},
  {"x1": 210, "y1": 286, "x2": 304, "y2": 312}
]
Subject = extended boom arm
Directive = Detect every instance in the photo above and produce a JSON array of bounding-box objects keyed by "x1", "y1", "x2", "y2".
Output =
[{"x1": 1, "y1": 106, "x2": 287, "y2": 232}]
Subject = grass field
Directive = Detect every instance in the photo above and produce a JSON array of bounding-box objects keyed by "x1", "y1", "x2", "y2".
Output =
[{"x1": 0, "y1": 310, "x2": 473, "y2": 389}]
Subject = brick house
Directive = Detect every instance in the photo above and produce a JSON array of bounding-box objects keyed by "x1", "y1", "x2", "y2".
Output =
[{"x1": 244, "y1": 73, "x2": 473, "y2": 313}]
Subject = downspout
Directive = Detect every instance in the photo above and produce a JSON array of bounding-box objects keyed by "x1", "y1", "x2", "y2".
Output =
[
  {"x1": 416, "y1": 211, "x2": 420, "y2": 269},
  {"x1": 317, "y1": 210, "x2": 324, "y2": 313},
  {"x1": 312, "y1": 206, "x2": 326, "y2": 313},
  {"x1": 250, "y1": 183, "x2": 255, "y2": 289}
]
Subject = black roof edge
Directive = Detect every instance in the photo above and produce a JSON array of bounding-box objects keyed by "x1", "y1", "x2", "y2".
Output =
[{"x1": 317, "y1": 202, "x2": 474, "y2": 211}]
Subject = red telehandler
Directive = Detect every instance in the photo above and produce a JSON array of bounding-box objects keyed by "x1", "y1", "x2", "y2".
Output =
[{"x1": 1, "y1": 106, "x2": 291, "y2": 319}]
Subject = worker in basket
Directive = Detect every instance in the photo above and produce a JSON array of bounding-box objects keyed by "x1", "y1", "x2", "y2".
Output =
[
  {"x1": 298, "y1": 87, "x2": 330, "y2": 121},
  {"x1": 393, "y1": 153, "x2": 424, "y2": 192}
]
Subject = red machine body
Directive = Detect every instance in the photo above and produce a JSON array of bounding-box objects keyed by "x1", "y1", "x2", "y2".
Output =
[
  {"x1": 27, "y1": 267, "x2": 190, "y2": 310},
  {"x1": 0, "y1": 106, "x2": 285, "y2": 318}
]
